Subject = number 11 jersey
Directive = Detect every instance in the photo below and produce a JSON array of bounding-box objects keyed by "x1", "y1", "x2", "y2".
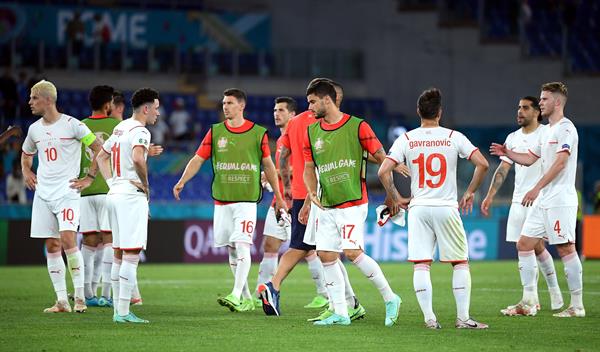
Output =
[
  {"x1": 387, "y1": 127, "x2": 478, "y2": 208},
  {"x1": 102, "y1": 118, "x2": 151, "y2": 195}
]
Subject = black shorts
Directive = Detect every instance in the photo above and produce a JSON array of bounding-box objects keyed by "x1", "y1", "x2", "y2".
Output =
[{"x1": 289, "y1": 199, "x2": 316, "y2": 251}]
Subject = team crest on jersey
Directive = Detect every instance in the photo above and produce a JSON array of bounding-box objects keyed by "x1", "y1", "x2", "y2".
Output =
[
  {"x1": 217, "y1": 136, "x2": 228, "y2": 151},
  {"x1": 314, "y1": 138, "x2": 324, "y2": 151}
]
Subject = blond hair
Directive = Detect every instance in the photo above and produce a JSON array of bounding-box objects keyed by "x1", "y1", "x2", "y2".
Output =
[
  {"x1": 541, "y1": 81, "x2": 568, "y2": 104},
  {"x1": 31, "y1": 80, "x2": 58, "y2": 102}
]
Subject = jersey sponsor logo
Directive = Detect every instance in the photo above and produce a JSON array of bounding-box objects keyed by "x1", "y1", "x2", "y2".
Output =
[
  {"x1": 317, "y1": 159, "x2": 356, "y2": 173},
  {"x1": 408, "y1": 139, "x2": 451, "y2": 149}
]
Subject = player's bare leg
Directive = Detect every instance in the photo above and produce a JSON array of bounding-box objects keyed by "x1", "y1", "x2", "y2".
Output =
[
  {"x1": 255, "y1": 236, "x2": 282, "y2": 294},
  {"x1": 271, "y1": 248, "x2": 308, "y2": 291}
]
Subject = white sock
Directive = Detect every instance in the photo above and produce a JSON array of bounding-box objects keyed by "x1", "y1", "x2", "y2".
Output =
[
  {"x1": 232, "y1": 243, "x2": 251, "y2": 299},
  {"x1": 518, "y1": 250, "x2": 538, "y2": 304},
  {"x1": 91, "y1": 243, "x2": 103, "y2": 295},
  {"x1": 413, "y1": 263, "x2": 436, "y2": 322},
  {"x1": 256, "y1": 252, "x2": 278, "y2": 293},
  {"x1": 453, "y1": 263, "x2": 471, "y2": 321},
  {"x1": 537, "y1": 249, "x2": 560, "y2": 289},
  {"x1": 111, "y1": 257, "x2": 121, "y2": 315},
  {"x1": 47, "y1": 251, "x2": 68, "y2": 302},
  {"x1": 65, "y1": 247, "x2": 84, "y2": 300},
  {"x1": 306, "y1": 252, "x2": 328, "y2": 297},
  {"x1": 338, "y1": 259, "x2": 356, "y2": 307},
  {"x1": 81, "y1": 244, "x2": 96, "y2": 298},
  {"x1": 353, "y1": 253, "x2": 395, "y2": 302},
  {"x1": 562, "y1": 252, "x2": 584, "y2": 309},
  {"x1": 322, "y1": 260, "x2": 348, "y2": 317},
  {"x1": 101, "y1": 243, "x2": 113, "y2": 298},
  {"x1": 118, "y1": 254, "x2": 139, "y2": 316}
]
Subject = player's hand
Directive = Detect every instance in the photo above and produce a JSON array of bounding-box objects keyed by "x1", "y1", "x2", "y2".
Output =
[
  {"x1": 260, "y1": 171, "x2": 273, "y2": 192},
  {"x1": 393, "y1": 163, "x2": 410, "y2": 178},
  {"x1": 23, "y1": 170, "x2": 37, "y2": 190},
  {"x1": 130, "y1": 180, "x2": 150, "y2": 200},
  {"x1": 172, "y1": 182, "x2": 185, "y2": 201},
  {"x1": 299, "y1": 201, "x2": 311, "y2": 225},
  {"x1": 384, "y1": 194, "x2": 408, "y2": 216},
  {"x1": 148, "y1": 143, "x2": 163, "y2": 157},
  {"x1": 521, "y1": 187, "x2": 540, "y2": 207},
  {"x1": 489, "y1": 143, "x2": 507, "y2": 157},
  {"x1": 69, "y1": 176, "x2": 93, "y2": 192},
  {"x1": 459, "y1": 192, "x2": 475, "y2": 215},
  {"x1": 480, "y1": 195, "x2": 493, "y2": 217},
  {"x1": 308, "y1": 191, "x2": 324, "y2": 211}
]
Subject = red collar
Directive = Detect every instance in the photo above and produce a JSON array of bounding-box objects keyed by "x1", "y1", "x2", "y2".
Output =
[{"x1": 89, "y1": 114, "x2": 108, "y2": 119}]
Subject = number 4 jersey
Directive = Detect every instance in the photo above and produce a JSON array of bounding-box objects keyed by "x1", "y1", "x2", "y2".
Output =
[
  {"x1": 387, "y1": 127, "x2": 478, "y2": 208},
  {"x1": 102, "y1": 118, "x2": 151, "y2": 194},
  {"x1": 22, "y1": 114, "x2": 94, "y2": 200}
]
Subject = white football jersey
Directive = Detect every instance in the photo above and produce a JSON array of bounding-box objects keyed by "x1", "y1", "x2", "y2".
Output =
[
  {"x1": 529, "y1": 117, "x2": 578, "y2": 208},
  {"x1": 387, "y1": 126, "x2": 478, "y2": 207},
  {"x1": 500, "y1": 124, "x2": 547, "y2": 203},
  {"x1": 102, "y1": 118, "x2": 151, "y2": 195},
  {"x1": 22, "y1": 114, "x2": 92, "y2": 200}
]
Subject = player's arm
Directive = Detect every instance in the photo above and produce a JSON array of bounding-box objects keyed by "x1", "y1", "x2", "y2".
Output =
[
  {"x1": 278, "y1": 145, "x2": 292, "y2": 201},
  {"x1": 303, "y1": 160, "x2": 323, "y2": 210},
  {"x1": 130, "y1": 145, "x2": 150, "y2": 199},
  {"x1": 0, "y1": 125, "x2": 22, "y2": 144},
  {"x1": 96, "y1": 148, "x2": 112, "y2": 182},
  {"x1": 378, "y1": 156, "x2": 409, "y2": 216},
  {"x1": 480, "y1": 161, "x2": 512, "y2": 216},
  {"x1": 521, "y1": 151, "x2": 569, "y2": 207},
  {"x1": 490, "y1": 143, "x2": 538, "y2": 166},
  {"x1": 21, "y1": 152, "x2": 36, "y2": 190},
  {"x1": 263, "y1": 156, "x2": 287, "y2": 214},
  {"x1": 70, "y1": 137, "x2": 103, "y2": 191},
  {"x1": 173, "y1": 155, "x2": 206, "y2": 200},
  {"x1": 460, "y1": 150, "x2": 489, "y2": 214}
]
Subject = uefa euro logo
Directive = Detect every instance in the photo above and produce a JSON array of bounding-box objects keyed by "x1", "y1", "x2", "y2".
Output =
[{"x1": 217, "y1": 137, "x2": 228, "y2": 151}]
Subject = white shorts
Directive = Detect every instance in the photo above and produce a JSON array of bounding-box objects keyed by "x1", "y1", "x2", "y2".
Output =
[
  {"x1": 263, "y1": 206, "x2": 290, "y2": 241},
  {"x1": 302, "y1": 204, "x2": 320, "y2": 246},
  {"x1": 521, "y1": 205, "x2": 576, "y2": 245},
  {"x1": 214, "y1": 203, "x2": 257, "y2": 247},
  {"x1": 30, "y1": 193, "x2": 81, "y2": 238},
  {"x1": 506, "y1": 202, "x2": 532, "y2": 242},
  {"x1": 315, "y1": 204, "x2": 367, "y2": 252},
  {"x1": 407, "y1": 206, "x2": 468, "y2": 262},
  {"x1": 106, "y1": 193, "x2": 148, "y2": 250},
  {"x1": 79, "y1": 194, "x2": 111, "y2": 234}
]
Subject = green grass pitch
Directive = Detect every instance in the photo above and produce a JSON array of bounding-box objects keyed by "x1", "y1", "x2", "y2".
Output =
[{"x1": 1, "y1": 261, "x2": 599, "y2": 351}]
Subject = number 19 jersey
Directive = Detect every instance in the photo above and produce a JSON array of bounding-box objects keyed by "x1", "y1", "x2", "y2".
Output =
[
  {"x1": 102, "y1": 118, "x2": 151, "y2": 195},
  {"x1": 387, "y1": 127, "x2": 478, "y2": 208}
]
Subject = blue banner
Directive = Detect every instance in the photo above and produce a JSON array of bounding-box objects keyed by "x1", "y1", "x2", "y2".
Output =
[
  {"x1": 1, "y1": 3, "x2": 270, "y2": 50},
  {"x1": 364, "y1": 216, "x2": 500, "y2": 262}
]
